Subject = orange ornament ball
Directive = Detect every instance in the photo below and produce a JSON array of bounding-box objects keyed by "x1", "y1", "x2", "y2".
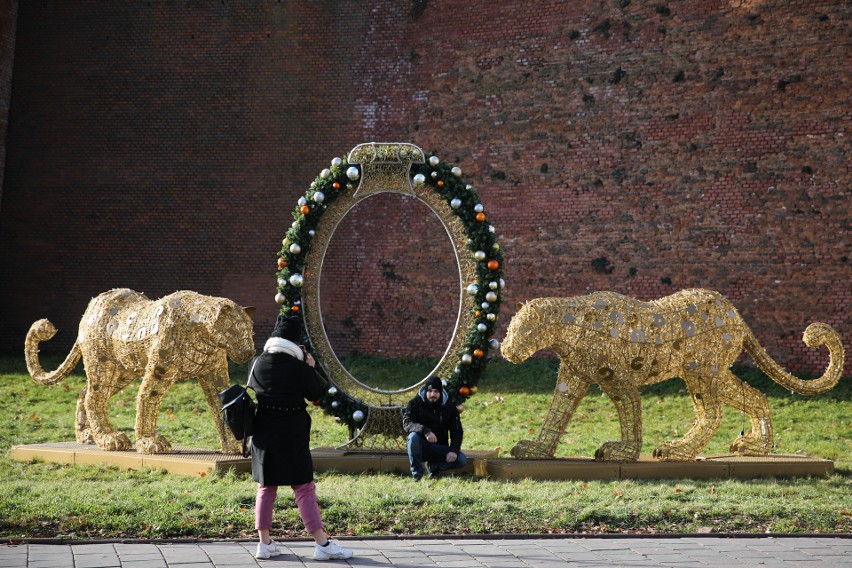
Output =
[
  {"x1": 473, "y1": 349, "x2": 484, "y2": 358},
  {"x1": 300, "y1": 205, "x2": 311, "y2": 215},
  {"x1": 290, "y1": 305, "x2": 300, "y2": 313},
  {"x1": 458, "y1": 386, "x2": 471, "y2": 397},
  {"x1": 437, "y1": 180, "x2": 444, "y2": 187},
  {"x1": 487, "y1": 260, "x2": 500, "y2": 270},
  {"x1": 333, "y1": 181, "x2": 341, "y2": 189},
  {"x1": 277, "y1": 258, "x2": 287, "y2": 268},
  {"x1": 476, "y1": 212, "x2": 486, "y2": 222},
  {"x1": 475, "y1": 310, "x2": 481, "y2": 317}
]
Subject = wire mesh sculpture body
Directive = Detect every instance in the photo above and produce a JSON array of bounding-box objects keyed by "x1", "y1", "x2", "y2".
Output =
[
  {"x1": 25, "y1": 289, "x2": 256, "y2": 454},
  {"x1": 501, "y1": 289, "x2": 844, "y2": 461}
]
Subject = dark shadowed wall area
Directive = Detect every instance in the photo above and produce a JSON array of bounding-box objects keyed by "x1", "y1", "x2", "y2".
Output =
[{"x1": 0, "y1": 1, "x2": 848, "y2": 376}]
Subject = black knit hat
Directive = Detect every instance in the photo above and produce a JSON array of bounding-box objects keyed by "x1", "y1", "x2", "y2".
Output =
[
  {"x1": 424, "y1": 375, "x2": 443, "y2": 392},
  {"x1": 270, "y1": 314, "x2": 302, "y2": 342}
]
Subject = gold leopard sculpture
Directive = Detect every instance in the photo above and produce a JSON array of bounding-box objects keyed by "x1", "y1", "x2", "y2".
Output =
[
  {"x1": 25, "y1": 289, "x2": 256, "y2": 454},
  {"x1": 501, "y1": 288, "x2": 844, "y2": 461}
]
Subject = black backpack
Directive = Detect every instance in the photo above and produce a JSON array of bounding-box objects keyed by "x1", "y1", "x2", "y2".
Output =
[{"x1": 218, "y1": 359, "x2": 258, "y2": 457}]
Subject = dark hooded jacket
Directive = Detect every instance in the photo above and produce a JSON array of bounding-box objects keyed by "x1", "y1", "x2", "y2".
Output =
[{"x1": 402, "y1": 385, "x2": 463, "y2": 452}]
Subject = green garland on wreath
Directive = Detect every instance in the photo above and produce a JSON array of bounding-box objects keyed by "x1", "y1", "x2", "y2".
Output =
[{"x1": 274, "y1": 152, "x2": 503, "y2": 432}]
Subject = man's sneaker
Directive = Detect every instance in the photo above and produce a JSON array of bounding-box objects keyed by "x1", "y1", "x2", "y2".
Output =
[
  {"x1": 255, "y1": 539, "x2": 282, "y2": 559},
  {"x1": 313, "y1": 539, "x2": 354, "y2": 561}
]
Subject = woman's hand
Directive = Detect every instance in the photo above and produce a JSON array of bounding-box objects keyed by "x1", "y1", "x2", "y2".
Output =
[{"x1": 305, "y1": 353, "x2": 316, "y2": 367}]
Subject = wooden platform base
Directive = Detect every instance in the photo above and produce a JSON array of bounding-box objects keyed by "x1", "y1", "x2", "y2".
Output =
[{"x1": 9, "y1": 442, "x2": 833, "y2": 480}]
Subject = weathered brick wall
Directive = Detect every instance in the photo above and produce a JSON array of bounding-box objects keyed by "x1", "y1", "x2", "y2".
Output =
[
  {"x1": 1, "y1": 1, "x2": 848, "y2": 379},
  {"x1": 0, "y1": 0, "x2": 17, "y2": 205}
]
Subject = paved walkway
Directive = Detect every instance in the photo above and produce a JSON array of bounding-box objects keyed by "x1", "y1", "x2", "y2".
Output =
[{"x1": 1, "y1": 536, "x2": 851, "y2": 567}]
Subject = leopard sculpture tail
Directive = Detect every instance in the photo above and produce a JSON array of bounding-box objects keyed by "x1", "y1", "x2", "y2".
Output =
[
  {"x1": 25, "y1": 319, "x2": 81, "y2": 385},
  {"x1": 744, "y1": 322, "x2": 844, "y2": 395}
]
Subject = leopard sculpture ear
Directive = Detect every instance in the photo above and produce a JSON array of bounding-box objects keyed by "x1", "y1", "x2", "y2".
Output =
[{"x1": 242, "y1": 306, "x2": 256, "y2": 319}]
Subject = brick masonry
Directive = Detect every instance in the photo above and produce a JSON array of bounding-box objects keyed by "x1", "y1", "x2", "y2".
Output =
[{"x1": 0, "y1": 1, "x2": 848, "y2": 378}]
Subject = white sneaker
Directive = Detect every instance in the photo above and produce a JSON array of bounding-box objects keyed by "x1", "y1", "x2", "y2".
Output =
[
  {"x1": 313, "y1": 539, "x2": 353, "y2": 561},
  {"x1": 255, "y1": 539, "x2": 282, "y2": 559}
]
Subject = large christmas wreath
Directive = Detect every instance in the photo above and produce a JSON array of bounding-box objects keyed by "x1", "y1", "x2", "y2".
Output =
[{"x1": 274, "y1": 146, "x2": 503, "y2": 433}]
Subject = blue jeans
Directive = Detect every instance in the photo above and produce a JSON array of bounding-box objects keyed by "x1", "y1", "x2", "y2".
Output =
[{"x1": 407, "y1": 432, "x2": 468, "y2": 478}]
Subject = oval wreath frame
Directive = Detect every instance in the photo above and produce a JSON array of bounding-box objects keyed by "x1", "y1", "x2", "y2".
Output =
[{"x1": 275, "y1": 143, "x2": 503, "y2": 434}]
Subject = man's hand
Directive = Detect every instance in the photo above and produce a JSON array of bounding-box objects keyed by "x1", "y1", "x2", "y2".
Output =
[
  {"x1": 425, "y1": 432, "x2": 437, "y2": 444},
  {"x1": 446, "y1": 452, "x2": 457, "y2": 463},
  {"x1": 305, "y1": 353, "x2": 316, "y2": 367}
]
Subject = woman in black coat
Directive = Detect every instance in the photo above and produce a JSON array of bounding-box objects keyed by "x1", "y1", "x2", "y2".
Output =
[{"x1": 249, "y1": 315, "x2": 353, "y2": 561}]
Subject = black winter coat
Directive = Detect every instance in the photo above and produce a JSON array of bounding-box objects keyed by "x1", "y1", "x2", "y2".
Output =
[
  {"x1": 248, "y1": 352, "x2": 324, "y2": 486},
  {"x1": 402, "y1": 386, "x2": 464, "y2": 452}
]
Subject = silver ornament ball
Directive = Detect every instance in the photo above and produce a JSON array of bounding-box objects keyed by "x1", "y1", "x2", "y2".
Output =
[
  {"x1": 308, "y1": 229, "x2": 316, "y2": 237},
  {"x1": 489, "y1": 338, "x2": 501, "y2": 350},
  {"x1": 451, "y1": 166, "x2": 462, "y2": 177},
  {"x1": 275, "y1": 293, "x2": 286, "y2": 305},
  {"x1": 353, "y1": 410, "x2": 365, "y2": 422},
  {"x1": 314, "y1": 191, "x2": 325, "y2": 203},
  {"x1": 346, "y1": 166, "x2": 360, "y2": 180},
  {"x1": 461, "y1": 354, "x2": 473, "y2": 364},
  {"x1": 486, "y1": 291, "x2": 498, "y2": 303},
  {"x1": 429, "y1": 156, "x2": 440, "y2": 166},
  {"x1": 489, "y1": 281, "x2": 498, "y2": 290},
  {"x1": 289, "y1": 274, "x2": 304, "y2": 287},
  {"x1": 331, "y1": 401, "x2": 339, "y2": 408},
  {"x1": 289, "y1": 243, "x2": 302, "y2": 254},
  {"x1": 474, "y1": 203, "x2": 484, "y2": 213},
  {"x1": 474, "y1": 250, "x2": 486, "y2": 261},
  {"x1": 450, "y1": 198, "x2": 462, "y2": 209},
  {"x1": 413, "y1": 173, "x2": 426, "y2": 186},
  {"x1": 298, "y1": 196, "x2": 307, "y2": 206},
  {"x1": 331, "y1": 157, "x2": 342, "y2": 167},
  {"x1": 466, "y1": 284, "x2": 479, "y2": 295},
  {"x1": 477, "y1": 323, "x2": 487, "y2": 332},
  {"x1": 487, "y1": 313, "x2": 497, "y2": 321},
  {"x1": 328, "y1": 386, "x2": 338, "y2": 396}
]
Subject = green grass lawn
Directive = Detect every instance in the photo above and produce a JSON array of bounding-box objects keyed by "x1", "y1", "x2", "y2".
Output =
[{"x1": 0, "y1": 355, "x2": 849, "y2": 538}]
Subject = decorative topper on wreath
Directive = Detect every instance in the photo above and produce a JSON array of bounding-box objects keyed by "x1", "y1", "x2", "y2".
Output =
[{"x1": 274, "y1": 143, "x2": 503, "y2": 448}]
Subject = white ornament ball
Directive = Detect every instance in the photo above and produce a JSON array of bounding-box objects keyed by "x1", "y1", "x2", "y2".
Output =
[
  {"x1": 488, "y1": 225, "x2": 496, "y2": 233},
  {"x1": 487, "y1": 313, "x2": 497, "y2": 321},
  {"x1": 450, "y1": 198, "x2": 462, "y2": 209},
  {"x1": 431, "y1": 171, "x2": 438, "y2": 179},
  {"x1": 486, "y1": 291, "x2": 498, "y2": 303},
  {"x1": 489, "y1": 338, "x2": 501, "y2": 350},
  {"x1": 481, "y1": 301, "x2": 490, "y2": 309},
  {"x1": 461, "y1": 354, "x2": 473, "y2": 364},
  {"x1": 308, "y1": 230, "x2": 315, "y2": 237},
  {"x1": 429, "y1": 156, "x2": 440, "y2": 166},
  {"x1": 451, "y1": 166, "x2": 462, "y2": 177},
  {"x1": 499, "y1": 278, "x2": 506, "y2": 289},
  {"x1": 328, "y1": 386, "x2": 338, "y2": 396},
  {"x1": 291, "y1": 221, "x2": 298, "y2": 229},
  {"x1": 275, "y1": 293, "x2": 286, "y2": 305},
  {"x1": 413, "y1": 173, "x2": 426, "y2": 186},
  {"x1": 489, "y1": 281, "x2": 498, "y2": 290},
  {"x1": 289, "y1": 243, "x2": 302, "y2": 254},
  {"x1": 289, "y1": 274, "x2": 304, "y2": 287},
  {"x1": 466, "y1": 184, "x2": 473, "y2": 191},
  {"x1": 278, "y1": 278, "x2": 286, "y2": 286},
  {"x1": 346, "y1": 166, "x2": 360, "y2": 180},
  {"x1": 474, "y1": 203, "x2": 484, "y2": 213},
  {"x1": 477, "y1": 323, "x2": 487, "y2": 332},
  {"x1": 314, "y1": 191, "x2": 325, "y2": 203},
  {"x1": 320, "y1": 168, "x2": 331, "y2": 179},
  {"x1": 474, "y1": 250, "x2": 486, "y2": 261},
  {"x1": 353, "y1": 410, "x2": 365, "y2": 422},
  {"x1": 331, "y1": 157, "x2": 342, "y2": 167},
  {"x1": 466, "y1": 284, "x2": 479, "y2": 295},
  {"x1": 331, "y1": 401, "x2": 339, "y2": 409},
  {"x1": 298, "y1": 196, "x2": 307, "y2": 206}
]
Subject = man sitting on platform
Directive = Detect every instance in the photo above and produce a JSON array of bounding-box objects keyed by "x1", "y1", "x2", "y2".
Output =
[{"x1": 402, "y1": 375, "x2": 467, "y2": 481}]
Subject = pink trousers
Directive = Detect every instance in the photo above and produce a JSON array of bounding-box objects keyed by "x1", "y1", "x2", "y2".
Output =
[{"x1": 255, "y1": 482, "x2": 323, "y2": 534}]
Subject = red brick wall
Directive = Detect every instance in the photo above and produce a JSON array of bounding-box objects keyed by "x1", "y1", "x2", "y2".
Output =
[
  {"x1": 0, "y1": 0, "x2": 17, "y2": 204},
  {"x1": 1, "y1": 1, "x2": 848, "y2": 378}
]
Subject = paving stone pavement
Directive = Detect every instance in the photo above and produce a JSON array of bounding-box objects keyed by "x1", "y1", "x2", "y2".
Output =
[{"x1": 1, "y1": 536, "x2": 850, "y2": 567}]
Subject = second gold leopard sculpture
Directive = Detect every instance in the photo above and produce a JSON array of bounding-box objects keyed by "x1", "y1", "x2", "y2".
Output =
[
  {"x1": 501, "y1": 288, "x2": 844, "y2": 461},
  {"x1": 25, "y1": 289, "x2": 256, "y2": 454}
]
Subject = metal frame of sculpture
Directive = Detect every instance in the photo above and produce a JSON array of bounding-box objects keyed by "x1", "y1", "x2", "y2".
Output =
[
  {"x1": 25, "y1": 289, "x2": 256, "y2": 454},
  {"x1": 274, "y1": 143, "x2": 503, "y2": 449},
  {"x1": 501, "y1": 288, "x2": 844, "y2": 461}
]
